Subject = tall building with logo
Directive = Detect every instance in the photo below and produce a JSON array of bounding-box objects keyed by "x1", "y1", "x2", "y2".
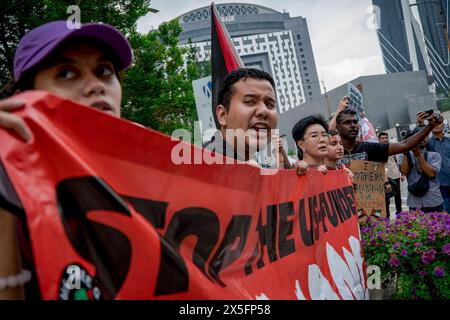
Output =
[{"x1": 178, "y1": 3, "x2": 321, "y2": 113}]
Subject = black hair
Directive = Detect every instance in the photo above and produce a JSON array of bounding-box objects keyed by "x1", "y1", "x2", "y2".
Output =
[
  {"x1": 328, "y1": 129, "x2": 340, "y2": 137},
  {"x1": 218, "y1": 68, "x2": 276, "y2": 111},
  {"x1": 377, "y1": 131, "x2": 388, "y2": 138},
  {"x1": 292, "y1": 114, "x2": 329, "y2": 159},
  {"x1": 336, "y1": 108, "x2": 357, "y2": 125}
]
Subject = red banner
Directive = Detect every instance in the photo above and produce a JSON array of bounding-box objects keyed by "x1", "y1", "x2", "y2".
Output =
[{"x1": 0, "y1": 91, "x2": 368, "y2": 300}]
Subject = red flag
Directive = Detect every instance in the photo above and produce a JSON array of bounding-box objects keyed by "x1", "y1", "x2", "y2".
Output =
[{"x1": 211, "y1": 2, "x2": 244, "y2": 128}]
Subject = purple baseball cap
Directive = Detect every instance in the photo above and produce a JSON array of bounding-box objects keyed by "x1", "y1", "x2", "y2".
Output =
[{"x1": 14, "y1": 20, "x2": 133, "y2": 82}]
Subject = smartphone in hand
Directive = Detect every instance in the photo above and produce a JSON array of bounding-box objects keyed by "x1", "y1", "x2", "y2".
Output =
[{"x1": 423, "y1": 109, "x2": 434, "y2": 117}]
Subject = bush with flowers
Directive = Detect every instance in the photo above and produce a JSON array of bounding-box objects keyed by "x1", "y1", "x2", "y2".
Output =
[{"x1": 360, "y1": 210, "x2": 450, "y2": 299}]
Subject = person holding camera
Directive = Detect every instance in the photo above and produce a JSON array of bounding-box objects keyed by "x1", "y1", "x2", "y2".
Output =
[
  {"x1": 398, "y1": 127, "x2": 444, "y2": 213},
  {"x1": 417, "y1": 111, "x2": 450, "y2": 213},
  {"x1": 328, "y1": 103, "x2": 443, "y2": 167}
]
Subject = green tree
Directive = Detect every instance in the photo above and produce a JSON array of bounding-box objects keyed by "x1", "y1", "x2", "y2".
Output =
[
  {"x1": 1, "y1": 1, "x2": 204, "y2": 136},
  {"x1": 0, "y1": 0, "x2": 152, "y2": 96},
  {"x1": 122, "y1": 20, "x2": 201, "y2": 135}
]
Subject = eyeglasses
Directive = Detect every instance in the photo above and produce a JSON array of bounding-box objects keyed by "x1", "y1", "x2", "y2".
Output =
[{"x1": 303, "y1": 133, "x2": 329, "y2": 141}]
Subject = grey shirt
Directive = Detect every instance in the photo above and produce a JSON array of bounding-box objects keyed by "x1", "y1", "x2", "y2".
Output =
[{"x1": 398, "y1": 151, "x2": 444, "y2": 208}]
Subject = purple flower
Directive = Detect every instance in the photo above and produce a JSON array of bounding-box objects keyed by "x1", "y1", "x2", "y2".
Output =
[
  {"x1": 418, "y1": 269, "x2": 426, "y2": 277},
  {"x1": 421, "y1": 249, "x2": 436, "y2": 264},
  {"x1": 362, "y1": 227, "x2": 370, "y2": 234},
  {"x1": 389, "y1": 257, "x2": 400, "y2": 268},
  {"x1": 428, "y1": 234, "x2": 436, "y2": 241},
  {"x1": 443, "y1": 243, "x2": 450, "y2": 255},
  {"x1": 410, "y1": 232, "x2": 418, "y2": 238},
  {"x1": 370, "y1": 240, "x2": 377, "y2": 246},
  {"x1": 400, "y1": 249, "x2": 407, "y2": 257},
  {"x1": 434, "y1": 266, "x2": 445, "y2": 278},
  {"x1": 415, "y1": 242, "x2": 423, "y2": 247},
  {"x1": 392, "y1": 242, "x2": 401, "y2": 250},
  {"x1": 361, "y1": 240, "x2": 367, "y2": 246}
]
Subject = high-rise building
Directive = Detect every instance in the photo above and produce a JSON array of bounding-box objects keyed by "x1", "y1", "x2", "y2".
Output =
[
  {"x1": 373, "y1": 0, "x2": 450, "y2": 95},
  {"x1": 415, "y1": 0, "x2": 450, "y2": 95},
  {"x1": 177, "y1": 3, "x2": 321, "y2": 113},
  {"x1": 373, "y1": 0, "x2": 423, "y2": 73}
]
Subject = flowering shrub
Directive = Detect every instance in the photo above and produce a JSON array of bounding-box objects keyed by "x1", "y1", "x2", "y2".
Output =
[{"x1": 361, "y1": 210, "x2": 450, "y2": 299}]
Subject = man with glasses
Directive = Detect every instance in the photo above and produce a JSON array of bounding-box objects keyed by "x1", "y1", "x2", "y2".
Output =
[{"x1": 335, "y1": 108, "x2": 443, "y2": 167}]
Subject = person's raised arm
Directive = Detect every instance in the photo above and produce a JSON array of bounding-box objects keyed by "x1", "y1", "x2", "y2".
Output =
[
  {"x1": 328, "y1": 96, "x2": 349, "y2": 130},
  {"x1": 399, "y1": 153, "x2": 410, "y2": 175},
  {"x1": 413, "y1": 148, "x2": 438, "y2": 178},
  {"x1": 388, "y1": 113, "x2": 443, "y2": 155}
]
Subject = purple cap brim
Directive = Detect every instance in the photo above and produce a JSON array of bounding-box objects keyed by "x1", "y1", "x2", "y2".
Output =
[{"x1": 14, "y1": 21, "x2": 133, "y2": 82}]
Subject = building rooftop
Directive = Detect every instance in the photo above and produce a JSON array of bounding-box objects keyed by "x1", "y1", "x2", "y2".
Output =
[{"x1": 178, "y1": 3, "x2": 281, "y2": 24}]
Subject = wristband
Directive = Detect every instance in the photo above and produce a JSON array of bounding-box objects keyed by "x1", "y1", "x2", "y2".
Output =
[{"x1": 0, "y1": 269, "x2": 32, "y2": 290}]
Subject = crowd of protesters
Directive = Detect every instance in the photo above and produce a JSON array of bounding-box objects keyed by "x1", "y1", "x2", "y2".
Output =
[{"x1": 0, "y1": 19, "x2": 448, "y2": 300}]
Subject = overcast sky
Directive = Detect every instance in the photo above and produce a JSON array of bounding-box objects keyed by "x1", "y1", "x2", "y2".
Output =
[{"x1": 137, "y1": 0, "x2": 385, "y2": 91}]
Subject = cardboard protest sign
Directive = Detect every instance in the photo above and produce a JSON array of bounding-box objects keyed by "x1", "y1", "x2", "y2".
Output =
[
  {"x1": 350, "y1": 160, "x2": 386, "y2": 220},
  {"x1": 0, "y1": 91, "x2": 368, "y2": 300}
]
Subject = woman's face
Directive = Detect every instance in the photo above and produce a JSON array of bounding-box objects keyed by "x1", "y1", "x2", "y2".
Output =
[
  {"x1": 33, "y1": 40, "x2": 122, "y2": 117},
  {"x1": 298, "y1": 124, "x2": 329, "y2": 162},
  {"x1": 327, "y1": 134, "x2": 344, "y2": 161}
]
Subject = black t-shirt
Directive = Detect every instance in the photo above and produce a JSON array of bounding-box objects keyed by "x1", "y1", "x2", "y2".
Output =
[
  {"x1": 202, "y1": 131, "x2": 246, "y2": 162},
  {"x1": 337, "y1": 141, "x2": 390, "y2": 166}
]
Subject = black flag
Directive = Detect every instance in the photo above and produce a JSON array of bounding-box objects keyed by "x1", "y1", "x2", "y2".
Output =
[{"x1": 211, "y1": 2, "x2": 244, "y2": 128}]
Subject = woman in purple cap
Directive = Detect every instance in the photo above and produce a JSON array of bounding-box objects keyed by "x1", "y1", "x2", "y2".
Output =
[{"x1": 0, "y1": 20, "x2": 133, "y2": 299}]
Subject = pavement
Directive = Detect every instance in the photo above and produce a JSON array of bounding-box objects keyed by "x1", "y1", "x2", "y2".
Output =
[{"x1": 388, "y1": 178, "x2": 408, "y2": 220}]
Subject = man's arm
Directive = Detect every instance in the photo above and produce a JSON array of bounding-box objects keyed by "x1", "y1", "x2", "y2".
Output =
[
  {"x1": 388, "y1": 114, "x2": 443, "y2": 155},
  {"x1": 279, "y1": 146, "x2": 292, "y2": 169},
  {"x1": 328, "y1": 96, "x2": 349, "y2": 130},
  {"x1": 399, "y1": 153, "x2": 410, "y2": 175},
  {"x1": 414, "y1": 149, "x2": 439, "y2": 178},
  {"x1": 0, "y1": 208, "x2": 24, "y2": 299}
]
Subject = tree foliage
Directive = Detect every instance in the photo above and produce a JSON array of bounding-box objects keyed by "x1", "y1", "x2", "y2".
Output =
[
  {"x1": 0, "y1": 0, "x2": 206, "y2": 135},
  {"x1": 122, "y1": 21, "x2": 202, "y2": 134}
]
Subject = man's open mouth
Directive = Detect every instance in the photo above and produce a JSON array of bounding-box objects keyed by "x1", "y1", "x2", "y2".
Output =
[{"x1": 250, "y1": 123, "x2": 270, "y2": 132}]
